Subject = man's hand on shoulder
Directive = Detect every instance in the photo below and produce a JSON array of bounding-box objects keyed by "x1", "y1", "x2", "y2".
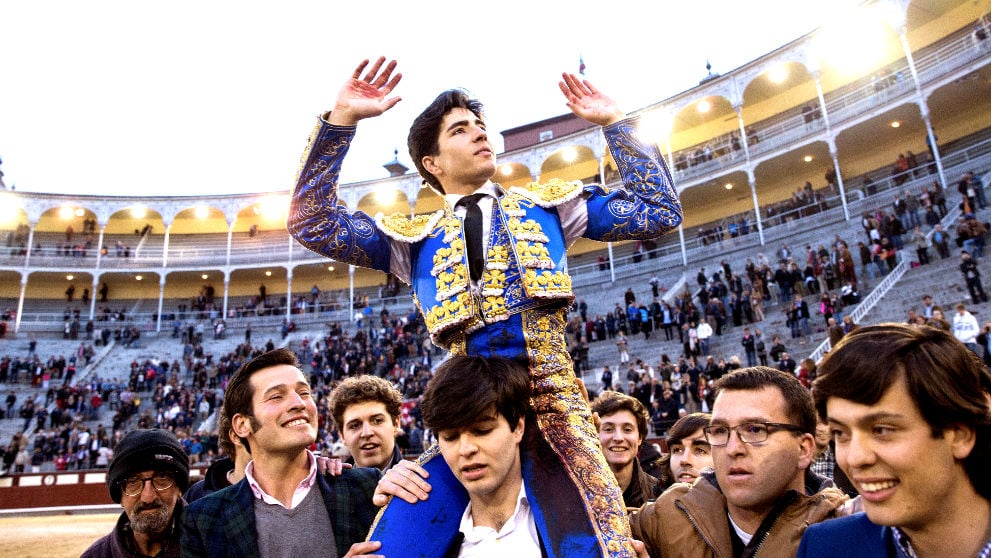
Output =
[
  {"x1": 372, "y1": 459, "x2": 431, "y2": 506},
  {"x1": 317, "y1": 455, "x2": 351, "y2": 476}
]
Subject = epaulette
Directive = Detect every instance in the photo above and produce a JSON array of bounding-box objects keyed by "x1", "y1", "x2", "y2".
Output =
[
  {"x1": 509, "y1": 177, "x2": 585, "y2": 208},
  {"x1": 375, "y1": 210, "x2": 445, "y2": 243}
]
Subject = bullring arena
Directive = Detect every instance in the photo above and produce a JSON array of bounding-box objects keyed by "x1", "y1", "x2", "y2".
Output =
[{"x1": 1, "y1": 1, "x2": 989, "y2": 556}]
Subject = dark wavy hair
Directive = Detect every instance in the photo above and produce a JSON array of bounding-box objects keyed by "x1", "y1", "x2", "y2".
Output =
[
  {"x1": 407, "y1": 89, "x2": 485, "y2": 193},
  {"x1": 814, "y1": 323, "x2": 990, "y2": 500},
  {"x1": 667, "y1": 412, "x2": 711, "y2": 447},
  {"x1": 421, "y1": 355, "x2": 529, "y2": 433}
]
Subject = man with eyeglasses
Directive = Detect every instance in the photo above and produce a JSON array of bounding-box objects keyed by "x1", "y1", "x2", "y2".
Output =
[
  {"x1": 629, "y1": 366, "x2": 848, "y2": 557},
  {"x1": 82, "y1": 428, "x2": 190, "y2": 558}
]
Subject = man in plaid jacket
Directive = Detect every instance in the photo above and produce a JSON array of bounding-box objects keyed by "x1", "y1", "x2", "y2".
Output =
[{"x1": 181, "y1": 348, "x2": 380, "y2": 558}]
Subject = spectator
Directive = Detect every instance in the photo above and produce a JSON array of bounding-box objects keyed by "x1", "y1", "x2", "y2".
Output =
[
  {"x1": 616, "y1": 331, "x2": 630, "y2": 365},
  {"x1": 740, "y1": 327, "x2": 757, "y2": 367},
  {"x1": 629, "y1": 367, "x2": 847, "y2": 557},
  {"x1": 81, "y1": 429, "x2": 189, "y2": 558},
  {"x1": 181, "y1": 348, "x2": 380, "y2": 557},
  {"x1": 754, "y1": 329, "x2": 768, "y2": 366},
  {"x1": 960, "y1": 251, "x2": 988, "y2": 304},
  {"x1": 666, "y1": 412, "x2": 713, "y2": 486},
  {"x1": 931, "y1": 224, "x2": 951, "y2": 259},
  {"x1": 777, "y1": 351, "x2": 798, "y2": 375},
  {"x1": 911, "y1": 225, "x2": 930, "y2": 265},
  {"x1": 329, "y1": 375, "x2": 404, "y2": 472},
  {"x1": 953, "y1": 303, "x2": 982, "y2": 356},
  {"x1": 799, "y1": 324, "x2": 990, "y2": 558},
  {"x1": 184, "y1": 410, "x2": 250, "y2": 504},
  {"x1": 591, "y1": 391, "x2": 661, "y2": 507}
]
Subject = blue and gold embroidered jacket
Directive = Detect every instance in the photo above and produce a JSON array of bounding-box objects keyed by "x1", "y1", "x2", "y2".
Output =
[{"x1": 288, "y1": 115, "x2": 681, "y2": 351}]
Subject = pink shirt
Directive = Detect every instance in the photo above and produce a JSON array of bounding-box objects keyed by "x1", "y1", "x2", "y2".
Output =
[{"x1": 244, "y1": 450, "x2": 318, "y2": 509}]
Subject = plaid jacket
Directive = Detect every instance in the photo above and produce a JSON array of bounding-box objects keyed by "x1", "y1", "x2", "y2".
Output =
[{"x1": 180, "y1": 467, "x2": 380, "y2": 558}]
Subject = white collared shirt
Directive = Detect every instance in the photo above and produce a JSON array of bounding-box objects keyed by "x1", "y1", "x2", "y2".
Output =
[
  {"x1": 457, "y1": 482, "x2": 541, "y2": 557},
  {"x1": 447, "y1": 183, "x2": 501, "y2": 262},
  {"x1": 244, "y1": 449, "x2": 318, "y2": 510}
]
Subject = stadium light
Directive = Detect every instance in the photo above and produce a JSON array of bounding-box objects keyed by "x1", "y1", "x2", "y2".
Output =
[
  {"x1": 258, "y1": 195, "x2": 288, "y2": 220},
  {"x1": 768, "y1": 65, "x2": 789, "y2": 84}
]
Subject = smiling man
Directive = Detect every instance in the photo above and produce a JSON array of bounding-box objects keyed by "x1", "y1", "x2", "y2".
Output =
[
  {"x1": 180, "y1": 348, "x2": 381, "y2": 558},
  {"x1": 630, "y1": 367, "x2": 847, "y2": 557},
  {"x1": 666, "y1": 412, "x2": 712, "y2": 485},
  {"x1": 591, "y1": 391, "x2": 661, "y2": 507},
  {"x1": 330, "y1": 375, "x2": 404, "y2": 472},
  {"x1": 798, "y1": 324, "x2": 991, "y2": 558}
]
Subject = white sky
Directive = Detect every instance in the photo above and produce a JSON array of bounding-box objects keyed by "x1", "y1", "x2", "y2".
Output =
[{"x1": 0, "y1": 0, "x2": 863, "y2": 197}]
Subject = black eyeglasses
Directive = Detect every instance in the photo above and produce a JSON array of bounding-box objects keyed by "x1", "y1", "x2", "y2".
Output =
[
  {"x1": 703, "y1": 422, "x2": 804, "y2": 446},
  {"x1": 121, "y1": 472, "x2": 175, "y2": 497}
]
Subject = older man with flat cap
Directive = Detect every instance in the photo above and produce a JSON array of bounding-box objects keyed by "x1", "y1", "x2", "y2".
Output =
[{"x1": 82, "y1": 428, "x2": 190, "y2": 558}]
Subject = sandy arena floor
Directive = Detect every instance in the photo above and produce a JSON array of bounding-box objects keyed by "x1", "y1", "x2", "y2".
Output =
[{"x1": 0, "y1": 512, "x2": 119, "y2": 558}]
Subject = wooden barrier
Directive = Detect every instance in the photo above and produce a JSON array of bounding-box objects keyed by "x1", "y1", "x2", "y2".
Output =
[{"x1": 0, "y1": 468, "x2": 203, "y2": 511}]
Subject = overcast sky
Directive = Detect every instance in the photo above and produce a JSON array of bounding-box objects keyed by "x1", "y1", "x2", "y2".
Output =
[{"x1": 0, "y1": 0, "x2": 863, "y2": 197}]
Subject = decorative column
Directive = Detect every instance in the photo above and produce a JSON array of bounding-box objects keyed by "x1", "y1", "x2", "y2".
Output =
[
  {"x1": 285, "y1": 268, "x2": 294, "y2": 322},
  {"x1": 734, "y1": 103, "x2": 764, "y2": 245},
  {"x1": 222, "y1": 273, "x2": 230, "y2": 320},
  {"x1": 89, "y1": 277, "x2": 99, "y2": 321},
  {"x1": 156, "y1": 276, "x2": 166, "y2": 333},
  {"x1": 812, "y1": 69, "x2": 849, "y2": 221},
  {"x1": 348, "y1": 264, "x2": 355, "y2": 326},
  {"x1": 285, "y1": 235, "x2": 295, "y2": 321},
  {"x1": 890, "y1": 3, "x2": 947, "y2": 189},
  {"x1": 14, "y1": 274, "x2": 27, "y2": 334},
  {"x1": 23, "y1": 220, "x2": 36, "y2": 268},
  {"x1": 225, "y1": 218, "x2": 235, "y2": 269},
  {"x1": 827, "y1": 137, "x2": 849, "y2": 221},
  {"x1": 95, "y1": 223, "x2": 106, "y2": 269},
  {"x1": 161, "y1": 220, "x2": 172, "y2": 267}
]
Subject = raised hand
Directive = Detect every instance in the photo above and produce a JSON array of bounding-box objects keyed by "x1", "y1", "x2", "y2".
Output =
[
  {"x1": 558, "y1": 72, "x2": 625, "y2": 127},
  {"x1": 328, "y1": 57, "x2": 403, "y2": 126}
]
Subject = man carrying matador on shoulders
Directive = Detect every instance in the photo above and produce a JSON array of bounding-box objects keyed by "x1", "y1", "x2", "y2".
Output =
[{"x1": 288, "y1": 56, "x2": 681, "y2": 558}]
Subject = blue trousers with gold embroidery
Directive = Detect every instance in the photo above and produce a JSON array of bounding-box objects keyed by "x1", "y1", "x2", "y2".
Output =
[{"x1": 461, "y1": 307, "x2": 635, "y2": 557}]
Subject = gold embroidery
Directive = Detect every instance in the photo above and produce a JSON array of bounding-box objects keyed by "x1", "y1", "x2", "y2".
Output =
[
  {"x1": 511, "y1": 177, "x2": 584, "y2": 207},
  {"x1": 499, "y1": 194, "x2": 526, "y2": 217},
  {"x1": 423, "y1": 291, "x2": 474, "y2": 334},
  {"x1": 520, "y1": 308, "x2": 634, "y2": 557},
  {"x1": 522, "y1": 269, "x2": 572, "y2": 298},
  {"x1": 376, "y1": 210, "x2": 444, "y2": 243},
  {"x1": 486, "y1": 245, "x2": 509, "y2": 271},
  {"x1": 506, "y1": 217, "x2": 550, "y2": 243},
  {"x1": 434, "y1": 265, "x2": 468, "y2": 301}
]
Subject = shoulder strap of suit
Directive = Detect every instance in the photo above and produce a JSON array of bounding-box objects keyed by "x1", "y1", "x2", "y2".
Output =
[
  {"x1": 508, "y1": 178, "x2": 585, "y2": 208},
  {"x1": 375, "y1": 210, "x2": 445, "y2": 243}
]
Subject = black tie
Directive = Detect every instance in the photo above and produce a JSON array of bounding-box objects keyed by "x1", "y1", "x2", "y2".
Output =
[{"x1": 456, "y1": 193, "x2": 488, "y2": 282}]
